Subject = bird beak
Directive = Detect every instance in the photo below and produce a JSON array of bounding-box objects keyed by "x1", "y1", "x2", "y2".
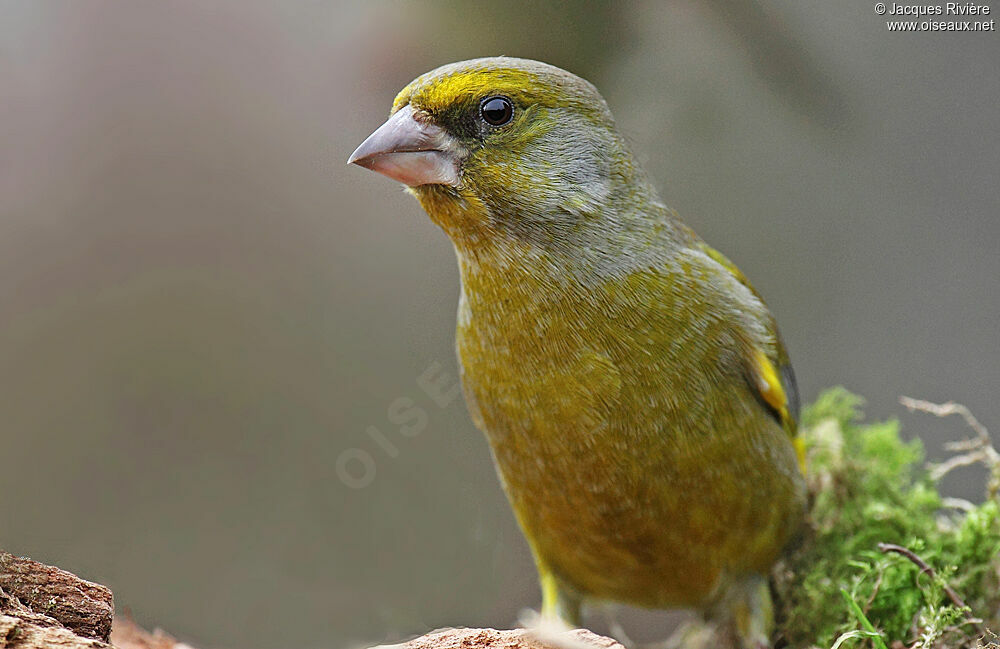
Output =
[{"x1": 348, "y1": 104, "x2": 462, "y2": 187}]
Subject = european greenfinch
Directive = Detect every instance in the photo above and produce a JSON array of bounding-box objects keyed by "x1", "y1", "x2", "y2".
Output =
[{"x1": 349, "y1": 57, "x2": 806, "y2": 648}]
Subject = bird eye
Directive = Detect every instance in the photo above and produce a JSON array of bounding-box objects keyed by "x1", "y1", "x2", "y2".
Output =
[{"x1": 480, "y1": 96, "x2": 514, "y2": 126}]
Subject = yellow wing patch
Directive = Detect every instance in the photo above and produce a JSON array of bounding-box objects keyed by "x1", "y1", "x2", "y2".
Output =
[
  {"x1": 697, "y1": 238, "x2": 805, "y2": 473},
  {"x1": 751, "y1": 348, "x2": 806, "y2": 474}
]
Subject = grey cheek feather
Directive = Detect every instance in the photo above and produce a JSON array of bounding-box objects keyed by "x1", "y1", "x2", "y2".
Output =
[{"x1": 474, "y1": 111, "x2": 682, "y2": 284}]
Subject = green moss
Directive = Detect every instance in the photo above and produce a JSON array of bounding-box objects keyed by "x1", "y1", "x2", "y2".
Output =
[{"x1": 775, "y1": 388, "x2": 1000, "y2": 649}]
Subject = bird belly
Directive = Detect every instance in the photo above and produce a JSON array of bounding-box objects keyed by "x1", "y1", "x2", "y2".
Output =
[{"x1": 456, "y1": 313, "x2": 805, "y2": 609}]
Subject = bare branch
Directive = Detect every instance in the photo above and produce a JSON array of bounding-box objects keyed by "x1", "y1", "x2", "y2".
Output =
[
  {"x1": 899, "y1": 398, "x2": 989, "y2": 440},
  {"x1": 877, "y1": 542, "x2": 983, "y2": 634},
  {"x1": 899, "y1": 396, "x2": 1000, "y2": 497}
]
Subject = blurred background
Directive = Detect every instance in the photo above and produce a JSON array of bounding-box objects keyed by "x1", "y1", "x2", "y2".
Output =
[{"x1": 1, "y1": 1, "x2": 997, "y2": 648}]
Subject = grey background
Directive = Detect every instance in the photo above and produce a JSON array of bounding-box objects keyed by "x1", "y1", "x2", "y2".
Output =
[{"x1": 1, "y1": 1, "x2": 997, "y2": 648}]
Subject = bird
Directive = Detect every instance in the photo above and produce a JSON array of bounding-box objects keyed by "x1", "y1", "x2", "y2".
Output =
[{"x1": 349, "y1": 57, "x2": 806, "y2": 649}]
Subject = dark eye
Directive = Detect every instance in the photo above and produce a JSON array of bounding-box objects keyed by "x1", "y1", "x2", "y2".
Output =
[{"x1": 480, "y1": 96, "x2": 514, "y2": 126}]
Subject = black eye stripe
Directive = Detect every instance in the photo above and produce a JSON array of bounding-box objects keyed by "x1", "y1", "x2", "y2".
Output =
[{"x1": 480, "y1": 96, "x2": 514, "y2": 126}]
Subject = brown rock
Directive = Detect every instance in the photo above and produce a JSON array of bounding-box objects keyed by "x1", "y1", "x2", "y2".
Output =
[
  {"x1": 377, "y1": 627, "x2": 625, "y2": 649},
  {"x1": 0, "y1": 553, "x2": 113, "y2": 642},
  {"x1": 110, "y1": 616, "x2": 191, "y2": 649},
  {"x1": 0, "y1": 614, "x2": 111, "y2": 649}
]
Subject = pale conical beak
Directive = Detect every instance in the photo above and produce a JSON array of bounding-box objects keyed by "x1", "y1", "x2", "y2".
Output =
[{"x1": 348, "y1": 104, "x2": 462, "y2": 187}]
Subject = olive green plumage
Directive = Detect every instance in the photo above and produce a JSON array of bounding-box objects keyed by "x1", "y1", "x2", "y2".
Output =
[{"x1": 351, "y1": 57, "x2": 807, "y2": 648}]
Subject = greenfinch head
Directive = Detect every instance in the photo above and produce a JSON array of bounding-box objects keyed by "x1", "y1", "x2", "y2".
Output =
[{"x1": 350, "y1": 58, "x2": 661, "y2": 253}]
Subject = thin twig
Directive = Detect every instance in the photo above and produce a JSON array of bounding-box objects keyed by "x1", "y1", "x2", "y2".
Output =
[
  {"x1": 930, "y1": 453, "x2": 987, "y2": 482},
  {"x1": 899, "y1": 396, "x2": 1000, "y2": 497},
  {"x1": 940, "y1": 497, "x2": 975, "y2": 512},
  {"x1": 899, "y1": 398, "x2": 989, "y2": 441},
  {"x1": 877, "y1": 543, "x2": 984, "y2": 634},
  {"x1": 863, "y1": 568, "x2": 885, "y2": 616}
]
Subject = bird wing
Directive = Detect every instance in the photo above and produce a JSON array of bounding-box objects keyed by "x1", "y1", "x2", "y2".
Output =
[{"x1": 695, "y1": 240, "x2": 805, "y2": 471}]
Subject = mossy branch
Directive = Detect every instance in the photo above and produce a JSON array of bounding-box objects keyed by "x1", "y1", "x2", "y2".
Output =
[{"x1": 774, "y1": 388, "x2": 1000, "y2": 649}]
